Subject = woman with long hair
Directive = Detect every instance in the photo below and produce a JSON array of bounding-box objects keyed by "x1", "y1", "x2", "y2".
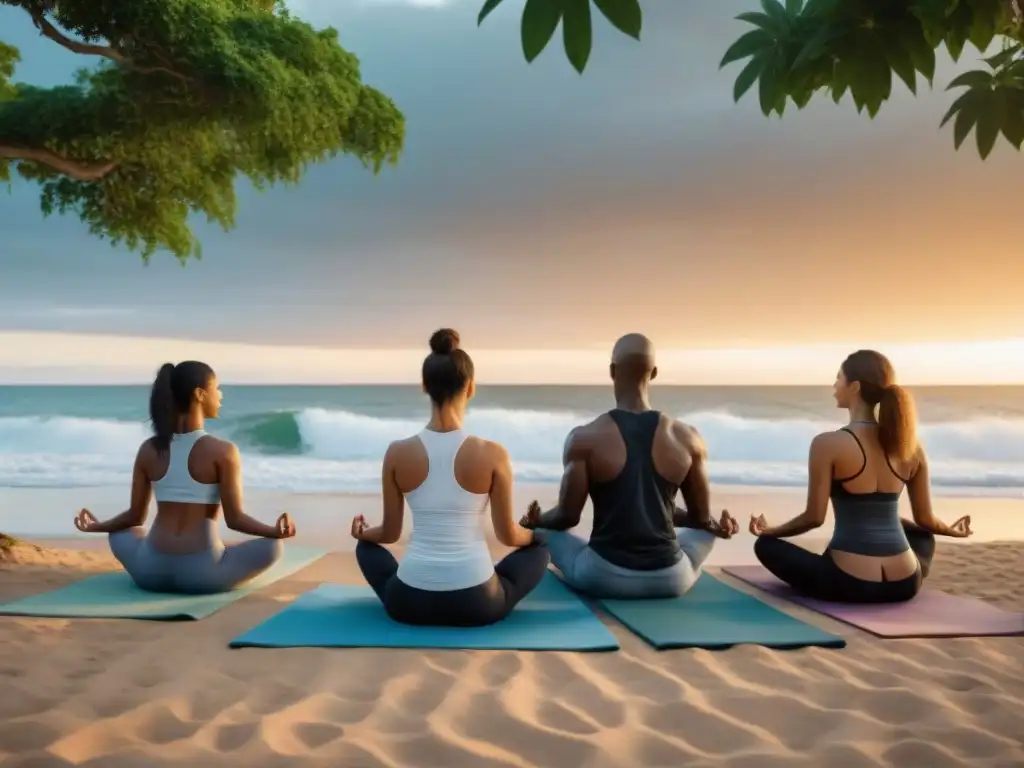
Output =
[
  {"x1": 351, "y1": 329, "x2": 551, "y2": 626},
  {"x1": 73, "y1": 361, "x2": 295, "y2": 593},
  {"x1": 749, "y1": 350, "x2": 972, "y2": 603}
]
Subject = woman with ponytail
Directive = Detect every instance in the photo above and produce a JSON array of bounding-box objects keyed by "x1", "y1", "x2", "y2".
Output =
[
  {"x1": 72, "y1": 361, "x2": 295, "y2": 594},
  {"x1": 748, "y1": 350, "x2": 972, "y2": 604}
]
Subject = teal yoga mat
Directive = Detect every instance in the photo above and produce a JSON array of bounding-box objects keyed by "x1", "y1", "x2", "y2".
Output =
[
  {"x1": 0, "y1": 545, "x2": 327, "y2": 620},
  {"x1": 597, "y1": 572, "x2": 846, "y2": 650},
  {"x1": 230, "y1": 571, "x2": 619, "y2": 650}
]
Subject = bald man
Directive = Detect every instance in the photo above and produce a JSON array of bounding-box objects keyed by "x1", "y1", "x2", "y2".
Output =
[{"x1": 520, "y1": 333, "x2": 738, "y2": 599}]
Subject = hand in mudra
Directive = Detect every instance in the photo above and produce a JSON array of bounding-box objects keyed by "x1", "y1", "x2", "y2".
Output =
[
  {"x1": 519, "y1": 501, "x2": 542, "y2": 529},
  {"x1": 275, "y1": 513, "x2": 296, "y2": 539},
  {"x1": 74, "y1": 509, "x2": 100, "y2": 533},
  {"x1": 706, "y1": 509, "x2": 739, "y2": 539},
  {"x1": 948, "y1": 515, "x2": 972, "y2": 538},
  {"x1": 749, "y1": 513, "x2": 770, "y2": 537},
  {"x1": 350, "y1": 514, "x2": 368, "y2": 540}
]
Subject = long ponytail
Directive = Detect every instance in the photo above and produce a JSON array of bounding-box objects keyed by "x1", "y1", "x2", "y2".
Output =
[
  {"x1": 878, "y1": 384, "x2": 917, "y2": 462},
  {"x1": 149, "y1": 363, "x2": 177, "y2": 453}
]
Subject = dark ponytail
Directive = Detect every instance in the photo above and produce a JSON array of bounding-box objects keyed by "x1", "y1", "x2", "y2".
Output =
[
  {"x1": 841, "y1": 349, "x2": 918, "y2": 462},
  {"x1": 150, "y1": 363, "x2": 177, "y2": 453},
  {"x1": 148, "y1": 361, "x2": 216, "y2": 453},
  {"x1": 422, "y1": 328, "x2": 475, "y2": 405},
  {"x1": 878, "y1": 384, "x2": 917, "y2": 462}
]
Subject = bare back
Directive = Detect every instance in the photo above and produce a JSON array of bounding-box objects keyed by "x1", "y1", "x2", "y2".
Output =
[
  {"x1": 137, "y1": 435, "x2": 231, "y2": 553},
  {"x1": 825, "y1": 425, "x2": 921, "y2": 580},
  {"x1": 578, "y1": 412, "x2": 693, "y2": 484}
]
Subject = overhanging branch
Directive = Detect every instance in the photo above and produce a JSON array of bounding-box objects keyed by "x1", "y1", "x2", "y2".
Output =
[
  {"x1": 29, "y1": 11, "x2": 190, "y2": 82},
  {"x1": 0, "y1": 144, "x2": 117, "y2": 181}
]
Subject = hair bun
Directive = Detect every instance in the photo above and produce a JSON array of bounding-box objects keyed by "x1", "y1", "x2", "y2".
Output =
[{"x1": 429, "y1": 328, "x2": 460, "y2": 355}]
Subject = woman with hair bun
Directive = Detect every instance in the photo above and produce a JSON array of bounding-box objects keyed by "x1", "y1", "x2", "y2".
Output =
[
  {"x1": 351, "y1": 328, "x2": 551, "y2": 626},
  {"x1": 749, "y1": 350, "x2": 972, "y2": 603},
  {"x1": 72, "y1": 361, "x2": 294, "y2": 593}
]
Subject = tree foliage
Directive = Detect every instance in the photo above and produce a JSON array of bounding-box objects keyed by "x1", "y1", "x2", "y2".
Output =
[
  {"x1": 480, "y1": 0, "x2": 1024, "y2": 160},
  {"x1": 0, "y1": 0, "x2": 405, "y2": 260}
]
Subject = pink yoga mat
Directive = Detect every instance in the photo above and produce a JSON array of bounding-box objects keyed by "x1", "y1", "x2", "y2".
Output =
[{"x1": 722, "y1": 565, "x2": 1024, "y2": 639}]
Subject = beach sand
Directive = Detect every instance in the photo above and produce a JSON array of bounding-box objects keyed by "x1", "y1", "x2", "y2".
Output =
[{"x1": 0, "y1": 489, "x2": 1022, "y2": 766}]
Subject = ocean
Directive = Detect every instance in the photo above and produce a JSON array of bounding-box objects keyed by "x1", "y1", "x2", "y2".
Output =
[{"x1": 2, "y1": 385, "x2": 1024, "y2": 495}]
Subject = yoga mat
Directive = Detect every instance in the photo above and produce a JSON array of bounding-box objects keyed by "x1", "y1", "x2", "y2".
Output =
[
  {"x1": 0, "y1": 546, "x2": 327, "y2": 620},
  {"x1": 230, "y1": 571, "x2": 619, "y2": 650},
  {"x1": 597, "y1": 572, "x2": 846, "y2": 650},
  {"x1": 723, "y1": 565, "x2": 1024, "y2": 638}
]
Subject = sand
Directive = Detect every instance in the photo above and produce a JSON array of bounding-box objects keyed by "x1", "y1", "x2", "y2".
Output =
[{"x1": 0, "y1": 533, "x2": 1021, "y2": 768}]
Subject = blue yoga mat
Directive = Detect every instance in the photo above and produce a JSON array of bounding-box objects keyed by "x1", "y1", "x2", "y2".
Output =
[
  {"x1": 230, "y1": 571, "x2": 619, "y2": 650},
  {"x1": 598, "y1": 573, "x2": 846, "y2": 650},
  {"x1": 0, "y1": 545, "x2": 327, "y2": 620}
]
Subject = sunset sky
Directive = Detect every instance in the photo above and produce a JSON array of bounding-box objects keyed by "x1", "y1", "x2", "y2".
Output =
[{"x1": 1, "y1": 0, "x2": 1021, "y2": 384}]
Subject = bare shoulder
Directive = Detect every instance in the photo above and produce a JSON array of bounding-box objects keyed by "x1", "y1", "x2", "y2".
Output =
[
  {"x1": 469, "y1": 436, "x2": 510, "y2": 467},
  {"x1": 666, "y1": 417, "x2": 704, "y2": 454},
  {"x1": 195, "y1": 435, "x2": 240, "y2": 465},
  {"x1": 571, "y1": 414, "x2": 610, "y2": 444},
  {"x1": 384, "y1": 435, "x2": 421, "y2": 463},
  {"x1": 811, "y1": 430, "x2": 845, "y2": 455}
]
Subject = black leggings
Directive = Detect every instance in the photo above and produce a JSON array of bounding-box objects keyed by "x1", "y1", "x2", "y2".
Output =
[
  {"x1": 753, "y1": 520, "x2": 936, "y2": 604},
  {"x1": 355, "y1": 540, "x2": 551, "y2": 627}
]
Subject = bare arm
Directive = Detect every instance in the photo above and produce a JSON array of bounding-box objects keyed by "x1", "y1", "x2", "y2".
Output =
[
  {"x1": 219, "y1": 443, "x2": 282, "y2": 538},
  {"x1": 533, "y1": 428, "x2": 588, "y2": 531},
  {"x1": 906, "y1": 449, "x2": 954, "y2": 536},
  {"x1": 90, "y1": 444, "x2": 153, "y2": 533},
  {"x1": 762, "y1": 434, "x2": 831, "y2": 538},
  {"x1": 490, "y1": 443, "x2": 536, "y2": 547},
  {"x1": 676, "y1": 426, "x2": 712, "y2": 528},
  {"x1": 359, "y1": 443, "x2": 406, "y2": 545}
]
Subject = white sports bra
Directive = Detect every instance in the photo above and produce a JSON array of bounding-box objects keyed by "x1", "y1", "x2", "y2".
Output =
[{"x1": 152, "y1": 430, "x2": 221, "y2": 505}]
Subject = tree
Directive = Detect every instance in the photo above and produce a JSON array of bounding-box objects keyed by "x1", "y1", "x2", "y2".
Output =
[
  {"x1": 0, "y1": 0, "x2": 405, "y2": 260},
  {"x1": 479, "y1": 0, "x2": 1024, "y2": 160}
]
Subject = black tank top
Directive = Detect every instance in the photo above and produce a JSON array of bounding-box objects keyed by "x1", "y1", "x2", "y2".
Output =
[{"x1": 587, "y1": 410, "x2": 683, "y2": 571}]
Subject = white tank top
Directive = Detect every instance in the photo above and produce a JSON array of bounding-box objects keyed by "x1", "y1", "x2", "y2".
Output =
[
  {"x1": 396, "y1": 429, "x2": 494, "y2": 591},
  {"x1": 152, "y1": 430, "x2": 221, "y2": 505}
]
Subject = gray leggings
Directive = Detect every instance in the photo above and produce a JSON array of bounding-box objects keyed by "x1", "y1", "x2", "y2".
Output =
[
  {"x1": 538, "y1": 527, "x2": 717, "y2": 599},
  {"x1": 108, "y1": 526, "x2": 283, "y2": 595}
]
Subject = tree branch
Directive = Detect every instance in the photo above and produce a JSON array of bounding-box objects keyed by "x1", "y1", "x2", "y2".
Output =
[
  {"x1": 29, "y1": 12, "x2": 191, "y2": 83},
  {"x1": 0, "y1": 144, "x2": 117, "y2": 181}
]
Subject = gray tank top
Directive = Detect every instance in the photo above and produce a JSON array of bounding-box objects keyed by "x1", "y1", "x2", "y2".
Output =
[{"x1": 828, "y1": 428, "x2": 911, "y2": 557}]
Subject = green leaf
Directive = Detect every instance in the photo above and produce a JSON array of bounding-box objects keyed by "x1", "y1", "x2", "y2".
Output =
[
  {"x1": 886, "y1": 37, "x2": 919, "y2": 95},
  {"x1": 521, "y1": 0, "x2": 563, "y2": 63},
  {"x1": 944, "y1": 23, "x2": 967, "y2": 61},
  {"x1": 477, "y1": 0, "x2": 506, "y2": 25},
  {"x1": 940, "y1": 90, "x2": 975, "y2": 127},
  {"x1": 952, "y1": 93, "x2": 981, "y2": 148},
  {"x1": 974, "y1": 92, "x2": 1001, "y2": 158},
  {"x1": 983, "y1": 44, "x2": 1024, "y2": 70},
  {"x1": 720, "y1": 29, "x2": 773, "y2": 68},
  {"x1": 562, "y1": 0, "x2": 592, "y2": 73},
  {"x1": 946, "y1": 69, "x2": 994, "y2": 90},
  {"x1": 758, "y1": 58, "x2": 781, "y2": 116},
  {"x1": 785, "y1": 0, "x2": 803, "y2": 14},
  {"x1": 966, "y1": 1, "x2": 996, "y2": 52},
  {"x1": 984, "y1": 43, "x2": 1022, "y2": 71},
  {"x1": 760, "y1": 0, "x2": 789, "y2": 25},
  {"x1": 792, "y1": 23, "x2": 842, "y2": 69},
  {"x1": 904, "y1": 27, "x2": 937, "y2": 83},
  {"x1": 733, "y1": 54, "x2": 765, "y2": 101},
  {"x1": 1001, "y1": 91, "x2": 1024, "y2": 148},
  {"x1": 735, "y1": 11, "x2": 779, "y2": 32},
  {"x1": 592, "y1": 0, "x2": 642, "y2": 40}
]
